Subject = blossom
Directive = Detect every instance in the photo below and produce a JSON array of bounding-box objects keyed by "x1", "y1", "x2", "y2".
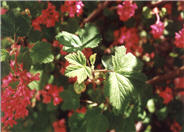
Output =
[
  {"x1": 32, "y1": 2, "x2": 59, "y2": 31},
  {"x1": 117, "y1": 1, "x2": 137, "y2": 22},
  {"x1": 1, "y1": 63, "x2": 40, "y2": 127},
  {"x1": 1, "y1": 8, "x2": 8, "y2": 15},
  {"x1": 174, "y1": 26, "x2": 184, "y2": 48},
  {"x1": 150, "y1": 21, "x2": 165, "y2": 39},
  {"x1": 52, "y1": 119, "x2": 66, "y2": 132},
  {"x1": 159, "y1": 87, "x2": 173, "y2": 104},
  {"x1": 170, "y1": 120, "x2": 182, "y2": 132},
  {"x1": 40, "y1": 84, "x2": 63, "y2": 106},
  {"x1": 113, "y1": 27, "x2": 142, "y2": 55},
  {"x1": 61, "y1": 1, "x2": 84, "y2": 18}
]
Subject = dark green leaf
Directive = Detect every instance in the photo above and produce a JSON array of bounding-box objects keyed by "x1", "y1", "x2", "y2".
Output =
[
  {"x1": 30, "y1": 42, "x2": 54, "y2": 64},
  {"x1": 60, "y1": 87, "x2": 80, "y2": 110}
]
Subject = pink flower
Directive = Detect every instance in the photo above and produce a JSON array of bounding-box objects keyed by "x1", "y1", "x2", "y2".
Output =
[
  {"x1": 113, "y1": 27, "x2": 142, "y2": 55},
  {"x1": 1, "y1": 8, "x2": 8, "y2": 15},
  {"x1": 40, "y1": 84, "x2": 63, "y2": 106},
  {"x1": 174, "y1": 26, "x2": 184, "y2": 48},
  {"x1": 61, "y1": 1, "x2": 84, "y2": 18},
  {"x1": 159, "y1": 87, "x2": 173, "y2": 104},
  {"x1": 150, "y1": 21, "x2": 164, "y2": 39},
  {"x1": 117, "y1": 1, "x2": 137, "y2": 22},
  {"x1": 1, "y1": 64, "x2": 40, "y2": 127}
]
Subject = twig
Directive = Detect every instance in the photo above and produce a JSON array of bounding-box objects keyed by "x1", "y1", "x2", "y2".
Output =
[
  {"x1": 80, "y1": 1, "x2": 111, "y2": 28},
  {"x1": 146, "y1": 66, "x2": 184, "y2": 85}
]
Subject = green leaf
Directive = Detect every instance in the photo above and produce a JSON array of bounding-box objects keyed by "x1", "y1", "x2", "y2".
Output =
[
  {"x1": 60, "y1": 87, "x2": 80, "y2": 111},
  {"x1": 56, "y1": 23, "x2": 101, "y2": 52},
  {"x1": 74, "y1": 82, "x2": 86, "y2": 94},
  {"x1": 30, "y1": 42, "x2": 54, "y2": 64},
  {"x1": 108, "y1": 72, "x2": 134, "y2": 110},
  {"x1": 85, "y1": 108, "x2": 109, "y2": 132},
  {"x1": 1, "y1": 11, "x2": 31, "y2": 37},
  {"x1": 89, "y1": 53, "x2": 96, "y2": 66},
  {"x1": 77, "y1": 23, "x2": 101, "y2": 49},
  {"x1": 69, "y1": 113, "x2": 86, "y2": 132},
  {"x1": 0, "y1": 49, "x2": 9, "y2": 62},
  {"x1": 65, "y1": 51, "x2": 92, "y2": 84},
  {"x1": 56, "y1": 31, "x2": 82, "y2": 52},
  {"x1": 105, "y1": 46, "x2": 145, "y2": 111}
]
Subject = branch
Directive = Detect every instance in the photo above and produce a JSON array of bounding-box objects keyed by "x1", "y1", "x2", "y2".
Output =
[
  {"x1": 146, "y1": 66, "x2": 184, "y2": 85},
  {"x1": 80, "y1": 1, "x2": 111, "y2": 27}
]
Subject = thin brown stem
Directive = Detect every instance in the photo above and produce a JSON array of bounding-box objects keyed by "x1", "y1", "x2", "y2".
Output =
[
  {"x1": 80, "y1": 1, "x2": 111, "y2": 28},
  {"x1": 146, "y1": 66, "x2": 184, "y2": 85}
]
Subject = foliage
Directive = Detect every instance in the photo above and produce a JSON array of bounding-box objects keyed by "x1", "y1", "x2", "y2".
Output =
[{"x1": 1, "y1": 1, "x2": 184, "y2": 132}]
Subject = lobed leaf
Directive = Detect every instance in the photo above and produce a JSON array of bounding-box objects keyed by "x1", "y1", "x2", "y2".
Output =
[{"x1": 65, "y1": 51, "x2": 92, "y2": 84}]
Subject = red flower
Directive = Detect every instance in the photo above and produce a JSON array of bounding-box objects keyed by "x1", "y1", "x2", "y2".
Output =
[
  {"x1": 61, "y1": 1, "x2": 84, "y2": 18},
  {"x1": 117, "y1": 1, "x2": 137, "y2": 22},
  {"x1": 40, "y1": 84, "x2": 63, "y2": 106},
  {"x1": 174, "y1": 77, "x2": 184, "y2": 95},
  {"x1": 174, "y1": 26, "x2": 184, "y2": 48},
  {"x1": 1, "y1": 64, "x2": 40, "y2": 127},
  {"x1": 170, "y1": 120, "x2": 182, "y2": 132},
  {"x1": 53, "y1": 119, "x2": 67, "y2": 132},
  {"x1": 32, "y1": 2, "x2": 59, "y2": 31},
  {"x1": 150, "y1": 21, "x2": 165, "y2": 39},
  {"x1": 1, "y1": 8, "x2": 8, "y2": 15},
  {"x1": 113, "y1": 27, "x2": 142, "y2": 55},
  {"x1": 159, "y1": 87, "x2": 173, "y2": 104}
]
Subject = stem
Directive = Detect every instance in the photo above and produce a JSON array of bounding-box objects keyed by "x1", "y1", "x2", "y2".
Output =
[
  {"x1": 80, "y1": 1, "x2": 111, "y2": 27},
  {"x1": 146, "y1": 66, "x2": 184, "y2": 85},
  {"x1": 95, "y1": 69, "x2": 113, "y2": 73}
]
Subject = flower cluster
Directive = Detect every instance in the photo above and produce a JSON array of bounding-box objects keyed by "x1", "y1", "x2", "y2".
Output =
[
  {"x1": 113, "y1": 27, "x2": 142, "y2": 55},
  {"x1": 39, "y1": 84, "x2": 64, "y2": 106},
  {"x1": 61, "y1": 1, "x2": 84, "y2": 18},
  {"x1": 117, "y1": 1, "x2": 137, "y2": 22},
  {"x1": 159, "y1": 87, "x2": 173, "y2": 104},
  {"x1": 150, "y1": 21, "x2": 165, "y2": 39},
  {"x1": 150, "y1": 8, "x2": 165, "y2": 39},
  {"x1": 52, "y1": 119, "x2": 66, "y2": 132},
  {"x1": 1, "y1": 61, "x2": 40, "y2": 127},
  {"x1": 32, "y1": 2, "x2": 59, "y2": 31},
  {"x1": 174, "y1": 25, "x2": 184, "y2": 48}
]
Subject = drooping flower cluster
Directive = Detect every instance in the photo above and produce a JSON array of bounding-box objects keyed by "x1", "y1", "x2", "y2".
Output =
[
  {"x1": 174, "y1": 25, "x2": 184, "y2": 48},
  {"x1": 32, "y1": 2, "x2": 59, "y2": 31},
  {"x1": 1, "y1": 61, "x2": 40, "y2": 127},
  {"x1": 1, "y1": 42, "x2": 40, "y2": 128},
  {"x1": 39, "y1": 84, "x2": 64, "y2": 106},
  {"x1": 150, "y1": 8, "x2": 165, "y2": 39},
  {"x1": 150, "y1": 21, "x2": 165, "y2": 39},
  {"x1": 52, "y1": 119, "x2": 66, "y2": 132},
  {"x1": 113, "y1": 27, "x2": 142, "y2": 55},
  {"x1": 61, "y1": 1, "x2": 84, "y2": 18},
  {"x1": 159, "y1": 87, "x2": 173, "y2": 104},
  {"x1": 117, "y1": 1, "x2": 137, "y2": 22}
]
